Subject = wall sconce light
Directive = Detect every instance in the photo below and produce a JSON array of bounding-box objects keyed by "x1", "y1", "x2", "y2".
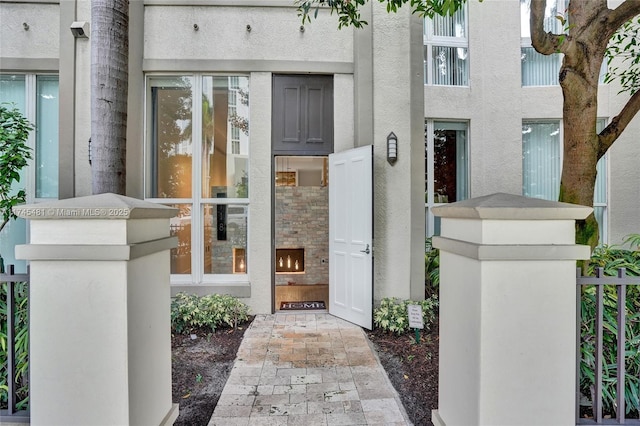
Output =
[
  {"x1": 387, "y1": 132, "x2": 398, "y2": 165},
  {"x1": 88, "y1": 138, "x2": 92, "y2": 165},
  {"x1": 70, "y1": 21, "x2": 90, "y2": 39}
]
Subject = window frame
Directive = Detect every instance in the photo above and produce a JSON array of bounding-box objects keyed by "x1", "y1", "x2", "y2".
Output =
[
  {"x1": 143, "y1": 73, "x2": 251, "y2": 286},
  {"x1": 423, "y1": 4, "x2": 469, "y2": 87}
]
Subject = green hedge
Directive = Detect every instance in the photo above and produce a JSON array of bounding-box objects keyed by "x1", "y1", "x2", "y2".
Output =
[{"x1": 171, "y1": 292, "x2": 250, "y2": 334}]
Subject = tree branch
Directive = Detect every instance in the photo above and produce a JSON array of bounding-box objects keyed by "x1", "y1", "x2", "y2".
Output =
[
  {"x1": 607, "y1": 0, "x2": 640, "y2": 35},
  {"x1": 530, "y1": 0, "x2": 564, "y2": 55},
  {"x1": 599, "y1": 88, "x2": 640, "y2": 157}
]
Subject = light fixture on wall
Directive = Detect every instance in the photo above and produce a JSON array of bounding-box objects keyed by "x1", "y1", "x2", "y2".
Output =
[
  {"x1": 387, "y1": 132, "x2": 398, "y2": 165},
  {"x1": 70, "y1": 21, "x2": 90, "y2": 39}
]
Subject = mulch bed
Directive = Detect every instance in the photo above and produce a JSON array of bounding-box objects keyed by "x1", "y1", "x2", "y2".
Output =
[
  {"x1": 171, "y1": 323, "x2": 250, "y2": 426},
  {"x1": 367, "y1": 321, "x2": 440, "y2": 426}
]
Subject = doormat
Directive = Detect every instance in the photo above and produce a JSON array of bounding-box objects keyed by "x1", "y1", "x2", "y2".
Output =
[{"x1": 280, "y1": 301, "x2": 326, "y2": 311}]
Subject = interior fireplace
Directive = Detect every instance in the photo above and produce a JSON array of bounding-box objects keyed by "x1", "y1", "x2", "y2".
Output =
[{"x1": 276, "y1": 248, "x2": 305, "y2": 273}]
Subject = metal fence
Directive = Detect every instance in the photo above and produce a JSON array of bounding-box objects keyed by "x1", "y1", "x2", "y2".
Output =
[
  {"x1": 577, "y1": 267, "x2": 640, "y2": 425},
  {"x1": 0, "y1": 264, "x2": 30, "y2": 423}
]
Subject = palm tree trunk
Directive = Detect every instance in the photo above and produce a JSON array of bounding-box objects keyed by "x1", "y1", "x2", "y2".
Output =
[{"x1": 91, "y1": 0, "x2": 128, "y2": 195}]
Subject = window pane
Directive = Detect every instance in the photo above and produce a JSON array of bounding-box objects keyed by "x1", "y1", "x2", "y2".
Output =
[
  {"x1": 432, "y1": 46, "x2": 469, "y2": 86},
  {"x1": 522, "y1": 47, "x2": 560, "y2": 86},
  {"x1": 432, "y1": 7, "x2": 466, "y2": 38},
  {"x1": 148, "y1": 76, "x2": 193, "y2": 198},
  {"x1": 433, "y1": 121, "x2": 468, "y2": 203},
  {"x1": 522, "y1": 121, "x2": 561, "y2": 200},
  {"x1": 202, "y1": 76, "x2": 249, "y2": 199},
  {"x1": 0, "y1": 75, "x2": 26, "y2": 110},
  {"x1": 36, "y1": 75, "x2": 59, "y2": 198},
  {"x1": 170, "y1": 204, "x2": 192, "y2": 274},
  {"x1": 520, "y1": 0, "x2": 565, "y2": 37},
  {"x1": 203, "y1": 204, "x2": 247, "y2": 275}
]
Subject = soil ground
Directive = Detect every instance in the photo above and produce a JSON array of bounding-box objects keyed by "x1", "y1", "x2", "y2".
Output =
[{"x1": 171, "y1": 317, "x2": 439, "y2": 426}]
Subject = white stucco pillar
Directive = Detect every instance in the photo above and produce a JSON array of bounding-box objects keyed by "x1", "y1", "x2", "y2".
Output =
[
  {"x1": 431, "y1": 193, "x2": 591, "y2": 426},
  {"x1": 14, "y1": 193, "x2": 179, "y2": 426}
]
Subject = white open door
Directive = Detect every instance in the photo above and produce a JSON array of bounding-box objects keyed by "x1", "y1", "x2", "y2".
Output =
[{"x1": 329, "y1": 145, "x2": 373, "y2": 329}]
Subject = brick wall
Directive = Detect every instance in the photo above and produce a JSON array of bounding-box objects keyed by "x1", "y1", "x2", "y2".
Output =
[{"x1": 275, "y1": 186, "x2": 329, "y2": 285}]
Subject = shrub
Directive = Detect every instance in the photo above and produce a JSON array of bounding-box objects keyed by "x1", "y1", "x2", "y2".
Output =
[
  {"x1": 580, "y1": 235, "x2": 640, "y2": 417},
  {"x1": 425, "y1": 238, "x2": 440, "y2": 299},
  {"x1": 0, "y1": 103, "x2": 33, "y2": 234},
  {"x1": 0, "y1": 281, "x2": 29, "y2": 411},
  {"x1": 171, "y1": 292, "x2": 250, "y2": 334},
  {"x1": 374, "y1": 296, "x2": 438, "y2": 335}
]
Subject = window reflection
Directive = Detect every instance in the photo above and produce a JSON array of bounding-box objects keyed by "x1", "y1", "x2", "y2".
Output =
[
  {"x1": 169, "y1": 204, "x2": 192, "y2": 274},
  {"x1": 148, "y1": 76, "x2": 193, "y2": 198},
  {"x1": 201, "y1": 76, "x2": 249, "y2": 199}
]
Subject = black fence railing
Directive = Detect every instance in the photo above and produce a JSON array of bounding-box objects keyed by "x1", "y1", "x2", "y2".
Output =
[
  {"x1": 0, "y1": 264, "x2": 30, "y2": 423},
  {"x1": 577, "y1": 267, "x2": 640, "y2": 425}
]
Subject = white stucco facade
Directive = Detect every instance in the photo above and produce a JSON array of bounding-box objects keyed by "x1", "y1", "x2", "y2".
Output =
[{"x1": 1, "y1": 0, "x2": 639, "y2": 313}]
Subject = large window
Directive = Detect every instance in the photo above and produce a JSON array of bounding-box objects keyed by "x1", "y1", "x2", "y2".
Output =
[
  {"x1": 522, "y1": 119, "x2": 608, "y2": 243},
  {"x1": 425, "y1": 120, "x2": 469, "y2": 236},
  {"x1": 520, "y1": 0, "x2": 606, "y2": 86},
  {"x1": 0, "y1": 74, "x2": 59, "y2": 272},
  {"x1": 520, "y1": 0, "x2": 564, "y2": 86},
  {"x1": 424, "y1": 5, "x2": 469, "y2": 86},
  {"x1": 145, "y1": 75, "x2": 250, "y2": 282}
]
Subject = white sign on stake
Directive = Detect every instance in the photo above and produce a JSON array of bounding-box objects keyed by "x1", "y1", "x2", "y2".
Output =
[{"x1": 407, "y1": 304, "x2": 424, "y2": 329}]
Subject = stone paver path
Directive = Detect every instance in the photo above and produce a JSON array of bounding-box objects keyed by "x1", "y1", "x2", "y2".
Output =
[{"x1": 208, "y1": 313, "x2": 411, "y2": 425}]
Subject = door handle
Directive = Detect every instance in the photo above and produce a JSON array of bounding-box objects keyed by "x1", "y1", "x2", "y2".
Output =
[{"x1": 360, "y1": 244, "x2": 371, "y2": 254}]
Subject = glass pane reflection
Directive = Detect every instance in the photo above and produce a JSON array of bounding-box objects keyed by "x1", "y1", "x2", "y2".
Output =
[
  {"x1": 148, "y1": 76, "x2": 193, "y2": 198},
  {"x1": 201, "y1": 76, "x2": 249, "y2": 199},
  {"x1": 170, "y1": 204, "x2": 192, "y2": 274}
]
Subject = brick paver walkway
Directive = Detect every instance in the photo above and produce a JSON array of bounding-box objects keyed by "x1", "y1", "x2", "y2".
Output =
[{"x1": 208, "y1": 313, "x2": 411, "y2": 425}]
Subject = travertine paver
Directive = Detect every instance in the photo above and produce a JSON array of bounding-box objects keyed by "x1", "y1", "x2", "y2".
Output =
[{"x1": 208, "y1": 313, "x2": 411, "y2": 425}]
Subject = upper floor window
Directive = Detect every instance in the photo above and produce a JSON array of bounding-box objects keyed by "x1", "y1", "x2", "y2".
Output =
[
  {"x1": 520, "y1": 0, "x2": 564, "y2": 86},
  {"x1": 520, "y1": 0, "x2": 607, "y2": 86},
  {"x1": 424, "y1": 6, "x2": 469, "y2": 86}
]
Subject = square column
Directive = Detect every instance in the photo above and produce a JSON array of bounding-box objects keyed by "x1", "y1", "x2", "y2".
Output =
[
  {"x1": 14, "y1": 193, "x2": 179, "y2": 426},
  {"x1": 431, "y1": 193, "x2": 591, "y2": 426}
]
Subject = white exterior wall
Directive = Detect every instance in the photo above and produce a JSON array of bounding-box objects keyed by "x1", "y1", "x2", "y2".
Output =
[
  {"x1": 143, "y1": 6, "x2": 353, "y2": 63},
  {"x1": 246, "y1": 71, "x2": 272, "y2": 314},
  {"x1": 372, "y1": 4, "x2": 425, "y2": 301},
  {"x1": 74, "y1": 0, "x2": 93, "y2": 196},
  {"x1": 0, "y1": 3, "x2": 59, "y2": 59}
]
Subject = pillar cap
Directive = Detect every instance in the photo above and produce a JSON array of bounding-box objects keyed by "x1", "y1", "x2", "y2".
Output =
[
  {"x1": 13, "y1": 193, "x2": 178, "y2": 220},
  {"x1": 432, "y1": 193, "x2": 592, "y2": 220}
]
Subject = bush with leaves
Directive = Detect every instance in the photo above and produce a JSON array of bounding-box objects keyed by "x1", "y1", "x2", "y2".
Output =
[
  {"x1": 425, "y1": 238, "x2": 439, "y2": 299},
  {"x1": 374, "y1": 296, "x2": 438, "y2": 335},
  {"x1": 0, "y1": 103, "x2": 33, "y2": 235},
  {"x1": 0, "y1": 281, "x2": 29, "y2": 411},
  {"x1": 171, "y1": 292, "x2": 250, "y2": 334},
  {"x1": 580, "y1": 234, "x2": 640, "y2": 417}
]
